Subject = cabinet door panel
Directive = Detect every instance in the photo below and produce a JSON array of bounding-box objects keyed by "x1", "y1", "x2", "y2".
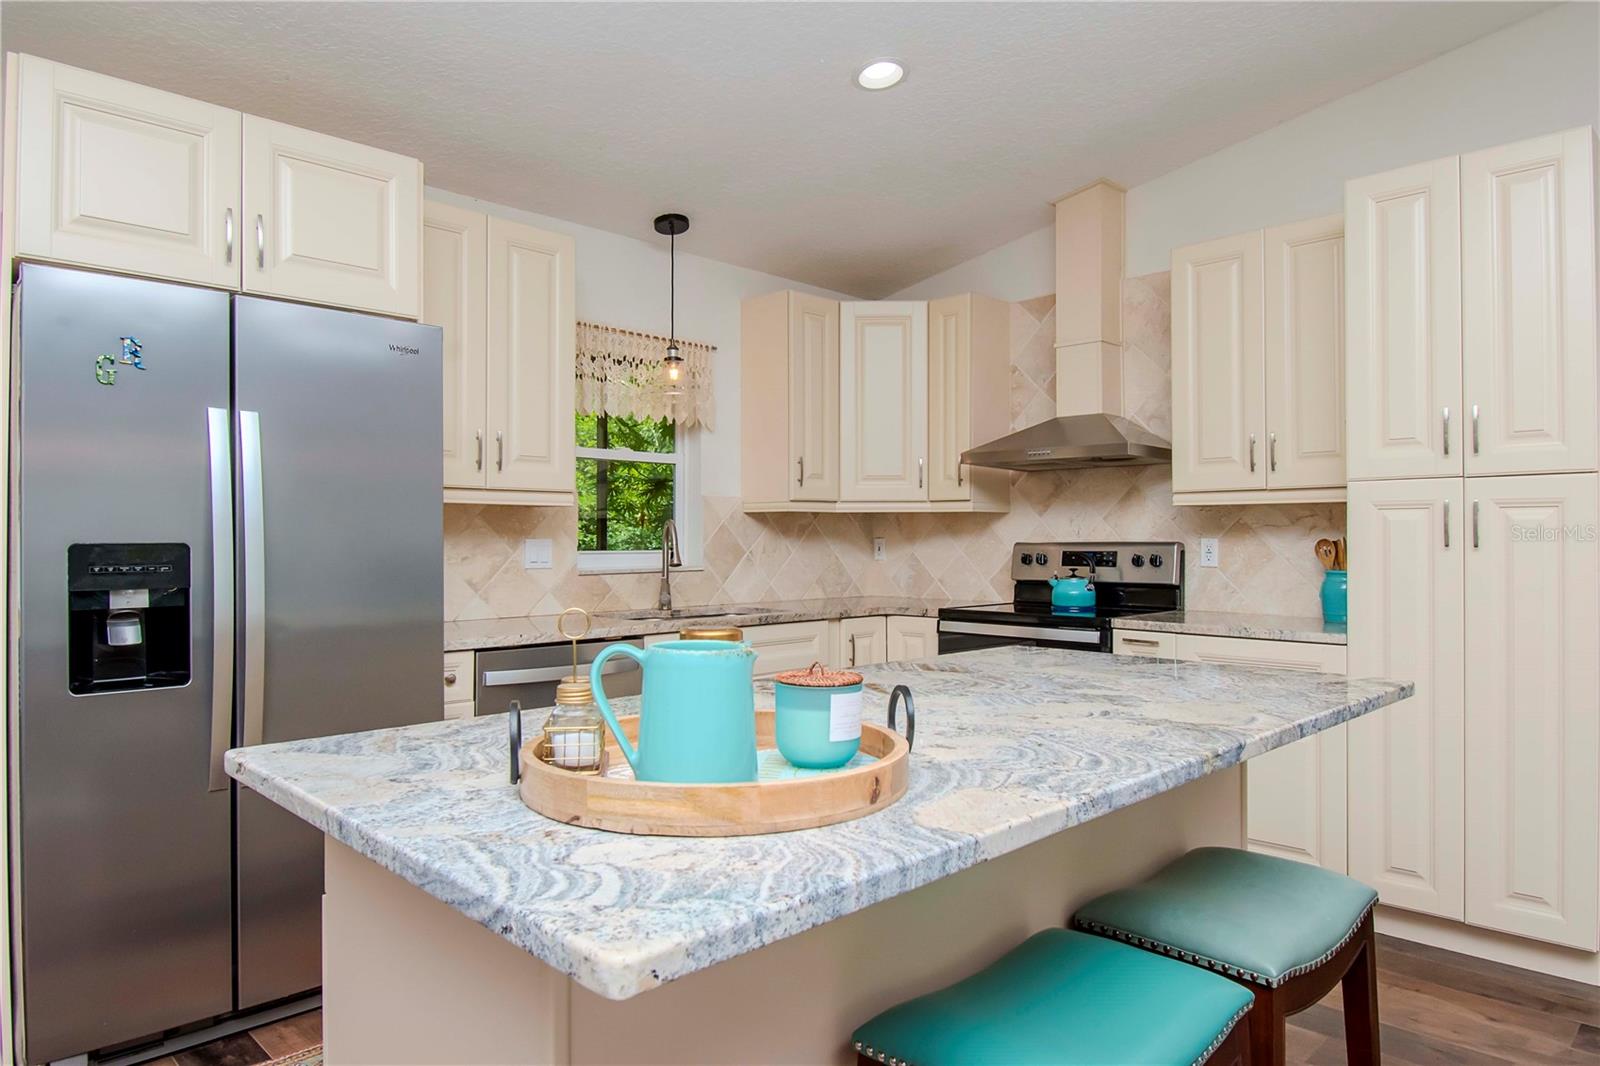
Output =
[
  {"x1": 1171, "y1": 232, "x2": 1266, "y2": 492},
  {"x1": 1462, "y1": 130, "x2": 1598, "y2": 476},
  {"x1": 485, "y1": 218, "x2": 575, "y2": 493},
  {"x1": 839, "y1": 302, "x2": 928, "y2": 501},
  {"x1": 1265, "y1": 216, "x2": 1346, "y2": 490},
  {"x1": 1347, "y1": 478, "x2": 1465, "y2": 918},
  {"x1": 1345, "y1": 158, "x2": 1462, "y2": 479},
  {"x1": 424, "y1": 201, "x2": 488, "y2": 489},
  {"x1": 243, "y1": 115, "x2": 420, "y2": 317},
  {"x1": 746, "y1": 621, "x2": 832, "y2": 679},
  {"x1": 1464, "y1": 474, "x2": 1599, "y2": 949},
  {"x1": 789, "y1": 294, "x2": 840, "y2": 501},
  {"x1": 14, "y1": 55, "x2": 241, "y2": 288},
  {"x1": 886, "y1": 616, "x2": 939, "y2": 663},
  {"x1": 837, "y1": 617, "x2": 888, "y2": 668},
  {"x1": 927, "y1": 296, "x2": 971, "y2": 501}
]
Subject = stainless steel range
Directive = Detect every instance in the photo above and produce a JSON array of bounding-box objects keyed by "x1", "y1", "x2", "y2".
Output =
[{"x1": 938, "y1": 541, "x2": 1184, "y2": 654}]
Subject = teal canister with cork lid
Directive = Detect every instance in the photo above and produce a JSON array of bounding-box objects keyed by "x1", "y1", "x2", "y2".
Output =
[{"x1": 772, "y1": 663, "x2": 865, "y2": 770}]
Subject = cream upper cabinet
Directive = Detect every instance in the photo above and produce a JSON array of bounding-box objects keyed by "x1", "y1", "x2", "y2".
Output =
[
  {"x1": 1463, "y1": 474, "x2": 1599, "y2": 950},
  {"x1": 927, "y1": 294, "x2": 1010, "y2": 509},
  {"x1": 1345, "y1": 157, "x2": 1463, "y2": 480},
  {"x1": 839, "y1": 301, "x2": 928, "y2": 502},
  {"x1": 1347, "y1": 477, "x2": 1466, "y2": 919},
  {"x1": 1176, "y1": 635, "x2": 1348, "y2": 873},
  {"x1": 423, "y1": 201, "x2": 488, "y2": 489},
  {"x1": 430, "y1": 201, "x2": 575, "y2": 505},
  {"x1": 242, "y1": 115, "x2": 421, "y2": 318},
  {"x1": 1461, "y1": 130, "x2": 1598, "y2": 477},
  {"x1": 12, "y1": 53, "x2": 242, "y2": 289},
  {"x1": 1171, "y1": 231, "x2": 1266, "y2": 493},
  {"x1": 835, "y1": 617, "x2": 888, "y2": 669},
  {"x1": 886, "y1": 616, "x2": 939, "y2": 662},
  {"x1": 484, "y1": 217, "x2": 576, "y2": 496},
  {"x1": 790, "y1": 294, "x2": 842, "y2": 501},
  {"x1": 1264, "y1": 216, "x2": 1346, "y2": 490}
]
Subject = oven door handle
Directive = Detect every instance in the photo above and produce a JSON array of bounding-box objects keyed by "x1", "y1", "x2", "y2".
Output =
[{"x1": 937, "y1": 620, "x2": 1101, "y2": 644}]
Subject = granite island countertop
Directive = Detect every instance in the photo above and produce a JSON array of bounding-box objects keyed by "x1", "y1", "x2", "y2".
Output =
[
  {"x1": 1110, "y1": 609, "x2": 1347, "y2": 645},
  {"x1": 444, "y1": 595, "x2": 974, "y2": 651},
  {"x1": 227, "y1": 646, "x2": 1407, "y2": 1001}
]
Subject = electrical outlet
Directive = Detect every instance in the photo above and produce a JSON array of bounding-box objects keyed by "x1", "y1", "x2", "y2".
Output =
[
  {"x1": 873, "y1": 537, "x2": 886, "y2": 561},
  {"x1": 522, "y1": 538, "x2": 554, "y2": 570},
  {"x1": 1199, "y1": 538, "x2": 1220, "y2": 568}
]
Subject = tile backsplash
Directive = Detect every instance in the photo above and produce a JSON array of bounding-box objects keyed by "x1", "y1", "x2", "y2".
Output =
[{"x1": 444, "y1": 274, "x2": 1344, "y2": 622}]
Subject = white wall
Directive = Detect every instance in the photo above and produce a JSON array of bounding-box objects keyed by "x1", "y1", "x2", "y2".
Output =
[
  {"x1": 893, "y1": 1, "x2": 1600, "y2": 292},
  {"x1": 425, "y1": 187, "x2": 853, "y2": 497}
]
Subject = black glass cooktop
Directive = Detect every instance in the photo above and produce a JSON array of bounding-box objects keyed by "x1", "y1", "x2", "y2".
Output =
[{"x1": 938, "y1": 601, "x2": 1170, "y2": 630}]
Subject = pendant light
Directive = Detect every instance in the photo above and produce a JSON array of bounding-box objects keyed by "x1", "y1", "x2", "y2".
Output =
[{"x1": 654, "y1": 213, "x2": 689, "y2": 395}]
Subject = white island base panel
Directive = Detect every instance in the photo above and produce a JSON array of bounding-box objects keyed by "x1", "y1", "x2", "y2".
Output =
[{"x1": 323, "y1": 767, "x2": 1242, "y2": 1065}]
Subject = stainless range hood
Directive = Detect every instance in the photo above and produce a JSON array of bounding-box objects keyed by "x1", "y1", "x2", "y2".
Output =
[
  {"x1": 961, "y1": 413, "x2": 1170, "y2": 470},
  {"x1": 963, "y1": 179, "x2": 1172, "y2": 473}
]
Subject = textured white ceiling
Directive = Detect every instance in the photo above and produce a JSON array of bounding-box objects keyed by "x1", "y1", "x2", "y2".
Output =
[{"x1": 1, "y1": 2, "x2": 1544, "y2": 296}]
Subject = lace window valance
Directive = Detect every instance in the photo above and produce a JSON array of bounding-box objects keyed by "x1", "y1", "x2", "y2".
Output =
[{"x1": 575, "y1": 321, "x2": 715, "y2": 428}]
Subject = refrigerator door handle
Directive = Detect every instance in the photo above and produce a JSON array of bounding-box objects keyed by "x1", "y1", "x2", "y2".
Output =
[
  {"x1": 207, "y1": 408, "x2": 235, "y2": 791},
  {"x1": 241, "y1": 410, "x2": 267, "y2": 748}
]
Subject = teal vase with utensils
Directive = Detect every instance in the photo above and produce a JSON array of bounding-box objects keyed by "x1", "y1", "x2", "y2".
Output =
[
  {"x1": 589, "y1": 639, "x2": 758, "y2": 783},
  {"x1": 1320, "y1": 570, "x2": 1348, "y2": 624}
]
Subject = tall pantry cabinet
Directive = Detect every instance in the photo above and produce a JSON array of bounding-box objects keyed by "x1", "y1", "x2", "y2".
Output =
[{"x1": 1346, "y1": 127, "x2": 1600, "y2": 952}]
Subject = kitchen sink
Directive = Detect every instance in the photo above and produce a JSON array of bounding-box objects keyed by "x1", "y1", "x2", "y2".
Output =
[{"x1": 602, "y1": 606, "x2": 770, "y2": 621}]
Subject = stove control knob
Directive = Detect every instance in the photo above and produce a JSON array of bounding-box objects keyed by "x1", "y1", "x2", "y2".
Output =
[
  {"x1": 1129, "y1": 554, "x2": 1145, "y2": 567},
  {"x1": 1149, "y1": 553, "x2": 1164, "y2": 569},
  {"x1": 1019, "y1": 552, "x2": 1034, "y2": 565}
]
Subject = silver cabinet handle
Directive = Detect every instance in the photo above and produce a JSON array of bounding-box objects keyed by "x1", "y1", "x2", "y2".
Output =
[
  {"x1": 1443, "y1": 500, "x2": 1451, "y2": 548},
  {"x1": 255, "y1": 214, "x2": 265, "y2": 269},
  {"x1": 918, "y1": 456, "x2": 924, "y2": 488},
  {"x1": 796, "y1": 455, "x2": 804, "y2": 486},
  {"x1": 475, "y1": 430, "x2": 484, "y2": 471},
  {"x1": 957, "y1": 462, "x2": 965, "y2": 486},
  {"x1": 240, "y1": 410, "x2": 266, "y2": 748},
  {"x1": 224, "y1": 209, "x2": 235, "y2": 265},
  {"x1": 1472, "y1": 500, "x2": 1481, "y2": 549},
  {"x1": 1248, "y1": 433, "x2": 1257, "y2": 472},
  {"x1": 848, "y1": 634, "x2": 857, "y2": 667},
  {"x1": 1269, "y1": 432, "x2": 1278, "y2": 472},
  {"x1": 496, "y1": 430, "x2": 505, "y2": 471},
  {"x1": 206, "y1": 408, "x2": 235, "y2": 790},
  {"x1": 1442, "y1": 407, "x2": 1450, "y2": 456},
  {"x1": 1472, "y1": 404, "x2": 1481, "y2": 455},
  {"x1": 1122, "y1": 636, "x2": 1162, "y2": 647}
]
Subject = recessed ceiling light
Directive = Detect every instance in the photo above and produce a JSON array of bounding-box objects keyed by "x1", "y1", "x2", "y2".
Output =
[{"x1": 856, "y1": 59, "x2": 905, "y2": 91}]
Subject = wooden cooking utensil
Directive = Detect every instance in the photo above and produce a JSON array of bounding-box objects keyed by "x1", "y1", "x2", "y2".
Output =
[
  {"x1": 1336, "y1": 538, "x2": 1347, "y2": 570},
  {"x1": 1315, "y1": 539, "x2": 1337, "y2": 570}
]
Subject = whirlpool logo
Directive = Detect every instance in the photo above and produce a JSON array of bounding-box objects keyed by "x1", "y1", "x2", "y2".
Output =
[{"x1": 388, "y1": 342, "x2": 421, "y2": 356}]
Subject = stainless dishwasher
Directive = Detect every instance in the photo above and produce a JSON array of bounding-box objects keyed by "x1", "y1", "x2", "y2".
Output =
[{"x1": 474, "y1": 638, "x2": 644, "y2": 716}]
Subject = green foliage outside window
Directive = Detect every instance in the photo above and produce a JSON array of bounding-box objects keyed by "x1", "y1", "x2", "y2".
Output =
[{"x1": 577, "y1": 413, "x2": 676, "y2": 552}]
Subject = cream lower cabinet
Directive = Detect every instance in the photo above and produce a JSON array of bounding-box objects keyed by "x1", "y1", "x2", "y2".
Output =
[
  {"x1": 427, "y1": 200, "x2": 576, "y2": 505},
  {"x1": 1347, "y1": 478, "x2": 1466, "y2": 920},
  {"x1": 886, "y1": 616, "x2": 939, "y2": 662},
  {"x1": 242, "y1": 115, "x2": 421, "y2": 318},
  {"x1": 745, "y1": 621, "x2": 832, "y2": 679},
  {"x1": 1463, "y1": 474, "x2": 1599, "y2": 949},
  {"x1": 835, "y1": 617, "x2": 887, "y2": 669},
  {"x1": 840, "y1": 301, "x2": 929, "y2": 502},
  {"x1": 1170, "y1": 217, "x2": 1346, "y2": 505},
  {"x1": 442, "y1": 651, "x2": 476, "y2": 720}
]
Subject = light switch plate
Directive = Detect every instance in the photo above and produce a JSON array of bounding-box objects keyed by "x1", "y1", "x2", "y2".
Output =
[
  {"x1": 873, "y1": 537, "x2": 886, "y2": 561},
  {"x1": 523, "y1": 538, "x2": 554, "y2": 570},
  {"x1": 1199, "y1": 538, "x2": 1220, "y2": 568}
]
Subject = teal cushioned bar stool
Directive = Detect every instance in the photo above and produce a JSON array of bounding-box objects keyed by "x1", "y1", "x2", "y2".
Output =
[
  {"x1": 1073, "y1": 848, "x2": 1381, "y2": 1066},
  {"x1": 851, "y1": 928, "x2": 1254, "y2": 1066}
]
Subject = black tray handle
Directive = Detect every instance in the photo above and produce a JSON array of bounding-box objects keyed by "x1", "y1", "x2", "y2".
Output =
[
  {"x1": 508, "y1": 700, "x2": 522, "y2": 784},
  {"x1": 888, "y1": 685, "x2": 915, "y2": 752}
]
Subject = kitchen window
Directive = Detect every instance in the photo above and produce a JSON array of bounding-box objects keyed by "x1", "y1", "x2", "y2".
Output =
[{"x1": 576, "y1": 413, "x2": 700, "y2": 573}]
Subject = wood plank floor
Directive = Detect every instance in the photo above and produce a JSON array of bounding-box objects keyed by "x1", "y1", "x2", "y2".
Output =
[{"x1": 165, "y1": 934, "x2": 1597, "y2": 1065}]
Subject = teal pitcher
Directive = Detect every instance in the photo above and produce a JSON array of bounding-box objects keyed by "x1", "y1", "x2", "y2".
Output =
[{"x1": 589, "y1": 639, "x2": 759, "y2": 783}]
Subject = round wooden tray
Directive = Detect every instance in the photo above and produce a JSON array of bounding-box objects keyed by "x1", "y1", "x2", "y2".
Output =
[{"x1": 518, "y1": 710, "x2": 909, "y2": 836}]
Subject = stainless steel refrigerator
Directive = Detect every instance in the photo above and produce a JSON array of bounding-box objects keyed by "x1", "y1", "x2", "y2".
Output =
[{"x1": 11, "y1": 263, "x2": 443, "y2": 1063}]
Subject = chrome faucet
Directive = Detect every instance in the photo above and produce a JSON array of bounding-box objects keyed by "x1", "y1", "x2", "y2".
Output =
[{"x1": 659, "y1": 519, "x2": 683, "y2": 609}]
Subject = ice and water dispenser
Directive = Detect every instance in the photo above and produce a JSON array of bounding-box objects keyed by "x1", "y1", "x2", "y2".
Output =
[{"x1": 67, "y1": 544, "x2": 191, "y2": 694}]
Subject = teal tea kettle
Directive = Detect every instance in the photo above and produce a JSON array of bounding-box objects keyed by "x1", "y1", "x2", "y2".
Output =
[
  {"x1": 589, "y1": 639, "x2": 759, "y2": 783},
  {"x1": 1048, "y1": 568, "x2": 1097, "y2": 614}
]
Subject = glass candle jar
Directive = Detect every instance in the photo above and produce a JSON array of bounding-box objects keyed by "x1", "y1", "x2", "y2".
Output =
[{"x1": 542, "y1": 677, "x2": 606, "y2": 773}]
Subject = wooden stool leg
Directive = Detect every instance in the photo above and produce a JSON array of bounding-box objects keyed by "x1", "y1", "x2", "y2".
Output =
[
  {"x1": 1206, "y1": 1017, "x2": 1252, "y2": 1065},
  {"x1": 1246, "y1": 987, "x2": 1286, "y2": 1066},
  {"x1": 1341, "y1": 913, "x2": 1381, "y2": 1065}
]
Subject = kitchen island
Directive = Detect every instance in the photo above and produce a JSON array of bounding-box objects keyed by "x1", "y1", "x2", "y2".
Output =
[{"x1": 226, "y1": 645, "x2": 1410, "y2": 1065}]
